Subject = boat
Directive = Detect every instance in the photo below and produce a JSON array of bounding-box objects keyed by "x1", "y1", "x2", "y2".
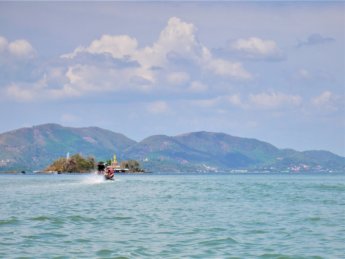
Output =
[
  {"x1": 104, "y1": 166, "x2": 114, "y2": 180},
  {"x1": 97, "y1": 153, "x2": 137, "y2": 179},
  {"x1": 97, "y1": 162, "x2": 113, "y2": 180},
  {"x1": 97, "y1": 161, "x2": 115, "y2": 180}
]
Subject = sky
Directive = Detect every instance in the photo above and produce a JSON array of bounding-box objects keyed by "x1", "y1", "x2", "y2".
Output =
[{"x1": 0, "y1": 1, "x2": 344, "y2": 156}]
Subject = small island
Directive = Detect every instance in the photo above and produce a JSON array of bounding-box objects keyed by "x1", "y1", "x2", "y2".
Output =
[{"x1": 44, "y1": 153, "x2": 145, "y2": 174}]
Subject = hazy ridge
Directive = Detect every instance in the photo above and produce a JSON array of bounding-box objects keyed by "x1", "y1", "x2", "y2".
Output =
[{"x1": 0, "y1": 124, "x2": 344, "y2": 172}]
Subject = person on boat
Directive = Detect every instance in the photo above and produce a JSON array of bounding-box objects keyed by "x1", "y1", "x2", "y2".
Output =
[{"x1": 105, "y1": 166, "x2": 114, "y2": 179}]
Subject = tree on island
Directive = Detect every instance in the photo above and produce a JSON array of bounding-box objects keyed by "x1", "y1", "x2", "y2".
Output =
[{"x1": 45, "y1": 154, "x2": 96, "y2": 173}]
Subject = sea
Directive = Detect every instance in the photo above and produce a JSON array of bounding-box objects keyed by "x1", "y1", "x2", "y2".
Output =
[{"x1": 0, "y1": 173, "x2": 344, "y2": 259}]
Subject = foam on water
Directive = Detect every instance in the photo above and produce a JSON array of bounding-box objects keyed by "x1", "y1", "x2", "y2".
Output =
[
  {"x1": 80, "y1": 174, "x2": 121, "y2": 185},
  {"x1": 81, "y1": 174, "x2": 106, "y2": 185}
]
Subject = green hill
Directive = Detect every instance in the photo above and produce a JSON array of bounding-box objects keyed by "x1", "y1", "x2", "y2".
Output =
[
  {"x1": 127, "y1": 132, "x2": 344, "y2": 172},
  {"x1": 0, "y1": 124, "x2": 344, "y2": 172},
  {"x1": 0, "y1": 124, "x2": 136, "y2": 171}
]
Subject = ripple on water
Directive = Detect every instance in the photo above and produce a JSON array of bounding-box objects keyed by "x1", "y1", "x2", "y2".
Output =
[
  {"x1": 68, "y1": 215, "x2": 96, "y2": 221},
  {"x1": 29, "y1": 215, "x2": 65, "y2": 227},
  {"x1": 31, "y1": 215, "x2": 51, "y2": 221},
  {"x1": 113, "y1": 216, "x2": 133, "y2": 220},
  {"x1": 314, "y1": 184, "x2": 345, "y2": 192},
  {"x1": 0, "y1": 173, "x2": 344, "y2": 258},
  {"x1": 0, "y1": 217, "x2": 19, "y2": 226},
  {"x1": 198, "y1": 236, "x2": 238, "y2": 246},
  {"x1": 259, "y1": 254, "x2": 324, "y2": 259}
]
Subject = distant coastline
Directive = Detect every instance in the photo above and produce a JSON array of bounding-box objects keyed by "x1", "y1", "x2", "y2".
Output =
[{"x1": 0, "y1": 124, "x2": 344, "y2": 173}]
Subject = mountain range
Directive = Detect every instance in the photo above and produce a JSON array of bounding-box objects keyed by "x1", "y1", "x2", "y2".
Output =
[{"x1": 0, "y1": 123, "x2": 344, "y2": 172}]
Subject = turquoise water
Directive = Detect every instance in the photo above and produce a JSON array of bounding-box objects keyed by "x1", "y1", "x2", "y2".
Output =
[{"x1": 0, "y1": 173, "x2": 344, "y2": 259}]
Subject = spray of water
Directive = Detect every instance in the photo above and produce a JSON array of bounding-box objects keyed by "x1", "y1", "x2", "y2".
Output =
[{"x1": 81, "y1": 174, "x2": 105, "y2": 185}]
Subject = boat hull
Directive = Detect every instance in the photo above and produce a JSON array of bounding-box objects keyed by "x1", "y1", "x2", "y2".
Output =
[{"x1": 104, "y1": 174, "x2": 114, "y2": 180}]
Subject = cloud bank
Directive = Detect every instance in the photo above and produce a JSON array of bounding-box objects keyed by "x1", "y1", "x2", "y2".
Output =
[
  {"x1": 4, "y1": 17, "x2": 253, "y2": 101},
  {"x1": 1, "y1": 17, "x2": 343, "y2": 116}
]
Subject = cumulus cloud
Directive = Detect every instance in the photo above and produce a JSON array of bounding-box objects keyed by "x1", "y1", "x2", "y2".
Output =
[
  {"x1": 0, "y1": 36, "x2": 35, "y2": 58},
  {"x1": 7, "y1": 17, "x2": 252, "y2": 101},
  {"x1": 231, "y1": 37, "x2": 283, "y2": 60},
  {"x1": 150, "y1": 16, "x2": 198, "y2": 66},
  {"x1": 206, "y1": 58, "x2": 252, "y2": 79},
  {"x1": 0, "y1": 36, "x2": 38, "y2": 87},
  {"x1": 297, "y1": 33, "x2": 335, "y2": 47},
  {"x1": 62, "y1": 17, "x2": 202, "y2": 71},
  {"x1": 61, "y1": 34, "x2": 138, "y2": 60},
  {"x1": 8, "y1": 40, "x2": 35, "y2": 58}
]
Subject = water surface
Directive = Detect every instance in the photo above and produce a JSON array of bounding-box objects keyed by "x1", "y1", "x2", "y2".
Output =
[{"x1": 1, "y1": 173, "x2": 344, "y2": 258}]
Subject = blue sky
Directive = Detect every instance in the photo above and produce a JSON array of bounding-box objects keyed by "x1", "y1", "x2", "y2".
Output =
[{"x1": 0, "y1": 1, "x2": 344, "y2": 155}]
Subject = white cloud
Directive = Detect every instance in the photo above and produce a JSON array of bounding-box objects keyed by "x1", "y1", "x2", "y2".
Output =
[
  {"x1": 61, "y1": 34, "x2": 138, "y2": 59},
  {"x1": 63, "y1": 64, "x2": 155, "y2": 95},
  {"x1": 205, "y1": 58, "x2": 252, "y2": 79},
  {"x1": 311, "y1": 90, "x2": 345, "y2": 114},
  {"x1": 62, "y1": 16, "x2": 251, "y2": 80},
  {"x1": 312, "y1": 91, "x2": 332, "y2": 106},
  {"x1": 136, "y1": 17, "x2": 251, "y2": 81},
  {"x1": 311, "y1": 91, "x2": 341, "y2": 113},
  {"x1": 6, "y1": 17, "x2": 252, "y2": 101},
  {"x1": 62, "y1": 17, "x2": 198, "y2": 70},
  {"x1": 154, "y1": 16, "x2": 197, "y2": 61},
  {"x1": 8, "y1": 40, "x2": 35, "y2": 58},
  {"x1": 232, "y1": 37, "x2": 283, "y2": 60},
  {"x1": 5, "y1": 62, "x2": 156, "y2": 101},
  {"x1": 0, "y1": 36, "x2": 35, "y2": 58},
  {"x1": 159, "y1": 17, "x2": 197, "y2": 50},
  {"x1": 5, "y1": 76, "x2": 63, "y2": 101},
  {"x1": 147, "y1": 101, "x2": 169, "y2": 114},
  {"x1": 249, "y1": 92, "x2": 302, "y2": 109},
  {"x1": 6, "y1": 83, "x2": 35, "y2": 101}
]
